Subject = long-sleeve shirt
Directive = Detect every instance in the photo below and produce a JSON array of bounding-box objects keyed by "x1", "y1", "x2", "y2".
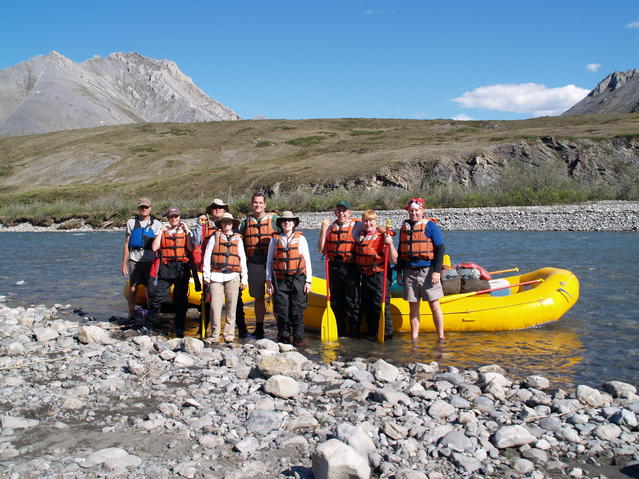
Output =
[
  {"x1": 202, "y1": 232, "x2": 248, "y2": 284},
  {"x1": 265, "y1": 233, "x2": 313, "y2": 283}
]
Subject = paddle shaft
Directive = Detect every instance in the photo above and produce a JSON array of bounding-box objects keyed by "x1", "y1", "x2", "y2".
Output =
[
  {"x1": 377, "y1": 220, "x2": 391, "y2": 342},
  {"x1": 200, "y1": 218, "x2": 207, "y2": 339},
  {"x1": 440, "y1": 279, "x2": 543, "y2": 304},
  {"x1": 487, "y1": 267, "x2": 519, "y2": 275}
]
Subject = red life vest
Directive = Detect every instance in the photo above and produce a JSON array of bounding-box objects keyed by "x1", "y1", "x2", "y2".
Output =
[
  {"x1": 398, "y1": 218, "x2": 438, "y2": 262},
  {"x1": 192, "y1": 221, "x2": 218, "y2": 269},
  {"x1": 210, "y1": 231, "x2": 242, "y2": 273},
  {"x1": 272, "y1": 231, "x2": 307, "y2": 279},
  {"x1": 243, "y1": 215, "x2": 276, "y2": 259},
  {"x1": 355, "y1": 230, "x2": 385, "y2": 275},
  {"x1": 160, "y1": 231, "x2": 190, "y2": 264},
  {"x1": 325, "y1": 219, "x2": 359, "y2": 263}
]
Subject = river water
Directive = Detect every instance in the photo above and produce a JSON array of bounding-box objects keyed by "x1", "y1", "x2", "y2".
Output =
[{"x1": 0, "y1": 230, "x2": 637, "y2": 388}]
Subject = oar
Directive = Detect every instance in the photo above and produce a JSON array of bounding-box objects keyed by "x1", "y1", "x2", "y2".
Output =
[
  {"x1": 377, "y1": 219, "x2": 391, "y2": 343},
  {"x1": 487, "y1": 267, "x2": 519, "y2": 275},
  {"x1": 440, "y1": 279, "x2": 544, "y2": 304},
  {"x1": 320, "y1": 246, "x2": 338, "y2": 342},
  {"x1": 200, "y1": 217, "x2": 207, "y2": 339}
]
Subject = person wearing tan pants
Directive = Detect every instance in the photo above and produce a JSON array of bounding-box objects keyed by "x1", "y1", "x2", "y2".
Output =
[{"x1": 203, "y1": 213, "x2": 248, "y2": 343}]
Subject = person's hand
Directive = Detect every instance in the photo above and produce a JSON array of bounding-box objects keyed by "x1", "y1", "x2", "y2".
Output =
[
  {"x1": 180, "y1": 222, "x2": 190, "y2": 235},
  {"x1": 304, "y1": 282, "x2": 310, "y2": 294},
  {"x1": 320, "y1": 218, "x2": 330, "y2": 230},
  {"x1": 384, "y1": 234, "x2": 394, "y2": 245},
  {"x1": 121, "y1": 261, "x2": 129, "y2": 277},
  {"x1": 266, "y1": 280, "x2": 274, "y2": 296},
  {"x1": 241, "y1": 283, "x2": 248, "y2": 291},
  {"x1": 432, "y1": 272, "x2": 441, "y2": 284},
  {"x1": 198, "y1": 214, "x2": 207, "y2": 223},
  {"x1": 163, "y1": 224, "x2": 171, "y2": 232}
]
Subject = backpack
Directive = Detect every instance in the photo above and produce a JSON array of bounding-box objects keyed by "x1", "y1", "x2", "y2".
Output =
[{"x1": 128, "y1": 216, "x2": 156, "y2": 250}]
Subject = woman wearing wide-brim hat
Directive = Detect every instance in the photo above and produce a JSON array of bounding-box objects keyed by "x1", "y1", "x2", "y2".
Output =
[
  {"x1": 265, "y1": 211, "x2": 312, "y2": 346},
  {"x1": 203, "y1": 212, "x2": 248, "y2": 343}
]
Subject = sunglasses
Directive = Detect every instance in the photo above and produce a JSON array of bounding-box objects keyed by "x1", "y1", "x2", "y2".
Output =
[
  {"x1": 139, "y1": 205, "x2": 150, "y2": 209},
  {"x1": 168, "y1": 215, "x2": 180, "y2": 219}
]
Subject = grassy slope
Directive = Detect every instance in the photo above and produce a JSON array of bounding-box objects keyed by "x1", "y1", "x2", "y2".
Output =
[{"x1": 0, "y1": 115, "x2": 638, "y2": 224}]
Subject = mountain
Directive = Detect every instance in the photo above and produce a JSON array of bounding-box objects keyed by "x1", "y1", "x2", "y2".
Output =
[
  {"x1": 0, "y1": 51, "x2": 240, "y2": 137},
  {"x1": 562, "y1": 69, "x2": 639, "y2": 115}
]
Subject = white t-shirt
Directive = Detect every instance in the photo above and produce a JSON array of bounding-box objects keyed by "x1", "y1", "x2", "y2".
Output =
[{"x1": 125, "y1": 217, "x2": 162, "y2": 262}]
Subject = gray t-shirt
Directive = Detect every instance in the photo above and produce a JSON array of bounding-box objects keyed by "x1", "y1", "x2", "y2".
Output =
[{"x1": 125, "y1": 217, "x2": 163, "y2": 262}]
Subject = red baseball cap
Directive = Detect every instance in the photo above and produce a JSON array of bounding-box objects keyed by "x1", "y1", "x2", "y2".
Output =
[{"x1": 405, "y1": 198, "x2": 425, "y2": 210}]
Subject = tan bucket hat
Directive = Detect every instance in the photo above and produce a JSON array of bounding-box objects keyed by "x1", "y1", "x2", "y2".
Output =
[
  {"x1": 276, "y1": 210, "x2": 300, "y2": 229},
  {"x1": 218, "y1": 212, "x2": 240, "y2": 229},
  {"x1": 206, "y1": 198, "x2": 229, "y2": 214}
]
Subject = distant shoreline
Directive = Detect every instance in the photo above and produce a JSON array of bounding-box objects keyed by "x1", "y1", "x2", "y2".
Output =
[{"x1": 1, "y1": 201, "x2": 637, "y2": 233}]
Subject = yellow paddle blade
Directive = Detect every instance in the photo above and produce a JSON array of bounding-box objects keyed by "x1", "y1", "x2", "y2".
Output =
[
  {"x1": 377, "y1": 303, "x2": 386, "y2": 343},
  {"x1": 320, "y1": 301, "x2": 338, "y2": 342}
]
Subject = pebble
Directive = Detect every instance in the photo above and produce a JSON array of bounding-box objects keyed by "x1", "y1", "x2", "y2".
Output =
[{"x1": 0, "y1": 296, "x2": 637, "y2": 479}]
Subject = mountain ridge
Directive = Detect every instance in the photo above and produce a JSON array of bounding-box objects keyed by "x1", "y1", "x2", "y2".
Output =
[
  {"x1": 0, "y1": 51, "x2": 240, "y2": 137},
  {"x1": 562, "y1": 69, "x2": 639, "y2": 115}
]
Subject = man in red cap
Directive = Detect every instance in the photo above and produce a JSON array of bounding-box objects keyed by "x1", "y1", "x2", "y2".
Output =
[{"x1": 397, "y1": 198, "x2": 446, "y2": 342}]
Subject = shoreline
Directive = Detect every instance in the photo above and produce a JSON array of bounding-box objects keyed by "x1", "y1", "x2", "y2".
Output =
[
  {"x1": 1, "y1": 200, "x2": 638, "y2": 233},
  {"x1": 0, "y1": 298, "x2": 637, "y2": 478}
]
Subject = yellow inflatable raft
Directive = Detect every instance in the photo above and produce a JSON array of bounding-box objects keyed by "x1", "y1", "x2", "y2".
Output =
[{"x1": 304, "y1": 267, "x2": 579, "y2": 332}]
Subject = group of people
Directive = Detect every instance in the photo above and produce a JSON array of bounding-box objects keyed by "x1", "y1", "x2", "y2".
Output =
[{"x1": 121, "y1": 193, "x2": 446, "y2": 344}]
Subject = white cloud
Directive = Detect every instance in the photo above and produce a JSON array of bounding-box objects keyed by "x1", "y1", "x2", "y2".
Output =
[
  {"x1": 586, "y1": 63, "x2": 602, "y2": 72},
  {"x1": 452, "y1": 83, "x2": 590, "y2": 117},
  {"x1": 365, "y1": 9, "x2": 381, "y2": 15},
  {"x1": 626, "y1": 20, "x2": 639, "y2": 28},
  {"x1": 452, "y1": 113, "x2": 474, "y2": 121}
]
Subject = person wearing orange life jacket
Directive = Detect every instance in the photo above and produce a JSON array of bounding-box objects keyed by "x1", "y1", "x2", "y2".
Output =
[
  {"x1": 317, "y1": 200, "x2": 364, "y2": 336},
  {"x1": 397, "y1": 197, "x2": 446, "y2": 342},
  {"x1": 203, "y1": 212, "x2": 248, "y2": 343},
  {"x1": 354, "y1": 209, "x2": 398, "y2": 340},
  {"x1": 148, "y1": 206, "x2": 194, "y2": 338},
  {"x1": 239, "y1": 192, "x2": 278, "y2": 339},
  {"x1": 266, "y1": 211, "x2": 312, "y2": 346},
  {"x1": 192, "y1": 198, "x2": 249, "y2": 338}
]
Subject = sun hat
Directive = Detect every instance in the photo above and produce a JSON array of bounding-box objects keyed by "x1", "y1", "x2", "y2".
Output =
[
  {"x1": 138, "y1": 197, "x2": 152, "y2": 207},
  {"x1": 276, "y1": 211, "x2": 300, "y2": 229},
  {"x1": 335, "y1": 200, "x2": 351, "y2": 210},
  {"x1": 405, "y1": 198, "x2": 425, "y2": 210},
  {"x1": 166, "y1": 206, "x2": 181, "y2": 217},
  {"x1": 218, "y1": 212, "x2": 240, "y2": 229},
  {"x1": 206, "y1": 198, "x2": 229, "y2": 214}
]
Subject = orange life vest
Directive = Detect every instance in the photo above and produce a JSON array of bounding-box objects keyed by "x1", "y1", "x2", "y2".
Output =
[
  {"x1": 398, "y1": 218, "x2": 437, "y2": 262},
  {"x1": 243, "y1": 215, "x2": 276, "y2": 259},
  {"x1": 272, "y1": 231, "x2": 307, "y2": 279},
  {"x1": 325, "y1": 219, "x2": 359, "y2": 263},
  {"x1": 160, "y1": 231, "x2": 190, "y2": 264},
  {"x1": 210, "y1": 231, "x2": 242, "y2": 273},
  {"x1": 355, "y1": 230, "x2": 385, "y2": 275}
]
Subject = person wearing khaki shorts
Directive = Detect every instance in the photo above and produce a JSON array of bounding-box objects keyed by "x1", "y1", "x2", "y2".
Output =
[{"x1": 397, "y1": 198, "x2": 446, "y2": 342}]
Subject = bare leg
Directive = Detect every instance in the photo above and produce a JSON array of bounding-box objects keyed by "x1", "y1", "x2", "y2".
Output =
[
  {"x1": 409, "y1": 301, "x2": 421, "y2": 341},
  {"x1": 429, "y1": 299, "x2": 445, "y2": 341},
  {"x1": 128, "y1": 285, "x2": 137, "y2": 318}
]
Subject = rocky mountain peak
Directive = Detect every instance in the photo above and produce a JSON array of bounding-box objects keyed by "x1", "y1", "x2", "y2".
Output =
[
  {"x1": 0, "y1": 51, "x2": 239, "y2": 137},
  {"x1": 562, "y1": 68, "x2": 639, "y2": 115}
]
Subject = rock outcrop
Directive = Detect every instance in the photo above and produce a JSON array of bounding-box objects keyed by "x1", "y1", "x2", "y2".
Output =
[
  {"x1": 563, "y1": 69, "x2": 639, "y2": 115},
  {"x1": 0, "y1": 51, "x2": 240, "y2": 137}
]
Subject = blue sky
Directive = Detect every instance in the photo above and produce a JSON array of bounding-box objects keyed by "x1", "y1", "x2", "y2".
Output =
[{"x1": 1, "y1": 1, "x2": 637, "y2": 120}]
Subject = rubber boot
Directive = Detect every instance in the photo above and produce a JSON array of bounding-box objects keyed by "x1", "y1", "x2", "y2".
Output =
[{"x1": 252, "y1": 322, "x2": 265, "y2": 339}]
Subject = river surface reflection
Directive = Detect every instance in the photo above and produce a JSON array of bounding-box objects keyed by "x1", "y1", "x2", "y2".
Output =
[{"x1": 0, "y1": 230, "x2": 636, "y2": 387}]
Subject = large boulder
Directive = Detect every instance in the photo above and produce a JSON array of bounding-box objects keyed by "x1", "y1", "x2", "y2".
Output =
[{"x1": 312, "y1": 439, "x2": 370, "y2": 479}]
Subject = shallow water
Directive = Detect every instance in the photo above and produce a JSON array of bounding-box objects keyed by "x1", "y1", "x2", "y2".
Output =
[{"x1": 0, "y1": 230, "x2": 637, "y2": 387}]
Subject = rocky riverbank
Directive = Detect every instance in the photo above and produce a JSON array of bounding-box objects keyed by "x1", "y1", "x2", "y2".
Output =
[
  {"x1": 1, "y1": 201, "x2": 637, "y2": 233},
  {"x1": 1, "y1": 298, "x2": 637, "y2": 478}
]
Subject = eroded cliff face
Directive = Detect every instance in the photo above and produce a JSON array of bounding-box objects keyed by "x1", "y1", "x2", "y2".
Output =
[
  {"x1": 299, "y1": 135, "x2": 639, "y2": 194},
  {"x1": 563, "y1": 69, "x2": 639, "y2": 115}
]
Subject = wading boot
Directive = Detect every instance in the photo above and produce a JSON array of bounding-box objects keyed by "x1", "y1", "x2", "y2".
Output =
[{"x1": 252, "y1": 323, "x2": 265, "y2": 339}]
